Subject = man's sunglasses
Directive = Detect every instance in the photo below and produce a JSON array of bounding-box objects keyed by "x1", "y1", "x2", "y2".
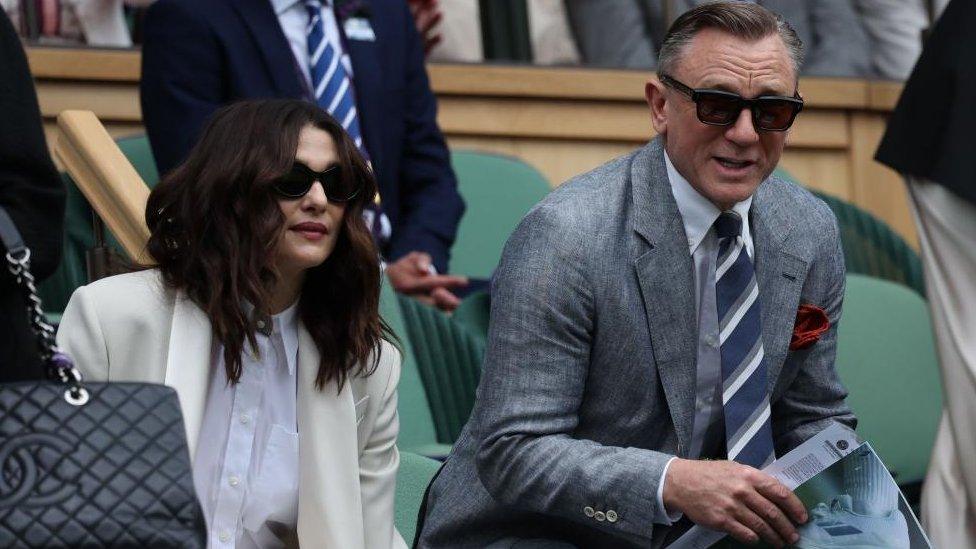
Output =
[
  {"x1": 658, "y1": 73, "x2": 804, "y2": 132},
  {"x1": 272, "y1": 162, "x2": 361, "y2": 201}
]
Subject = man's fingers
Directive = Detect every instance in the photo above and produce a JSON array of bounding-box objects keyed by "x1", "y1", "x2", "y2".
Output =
[
  {"x1": 721, "y1": 516, "x2": 761, "y2": 546},
  {"x1": 401, "y1": 274, "x2": 469, "y2": 292},
  {"x1": 731, "y1": 504, "x2": 785, "y2": 547},
  {"x1": 756, "y1": 476, "x2": 808, "y2": 524},
  {"x1": 430, "y1": 287, "x2": 460, "y2": 312},
  {"x1": 742, "y1": 488, "x2": 797, "y2": 546}
]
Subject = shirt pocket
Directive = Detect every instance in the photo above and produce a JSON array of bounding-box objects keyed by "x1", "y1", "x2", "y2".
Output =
[{"x1": 242, "y1": 424, "x2": 300, "y2": 535}]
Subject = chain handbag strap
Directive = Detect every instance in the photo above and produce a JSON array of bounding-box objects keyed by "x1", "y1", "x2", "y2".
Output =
[{"x1": 0, "y1": 207, "x2": 89, "y2": 405}]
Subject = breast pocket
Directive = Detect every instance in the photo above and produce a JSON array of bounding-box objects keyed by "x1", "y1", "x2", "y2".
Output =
[{"x1": 242, "y1": 425, "x2": 299, "y2": 535}]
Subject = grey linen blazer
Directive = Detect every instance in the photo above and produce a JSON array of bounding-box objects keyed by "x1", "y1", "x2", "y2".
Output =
[{"x1": 417, "y1": 138, "x2": 856, "y2": 548}]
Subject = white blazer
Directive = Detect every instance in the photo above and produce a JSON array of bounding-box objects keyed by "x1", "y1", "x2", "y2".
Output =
[{"x1": 56, "y1": 270, "x2": 408, "y2": 549}]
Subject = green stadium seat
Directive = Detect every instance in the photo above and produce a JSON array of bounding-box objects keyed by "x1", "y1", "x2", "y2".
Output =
[
  {"x1": 452, "y1": 289, "x2": 490, "y2": 348},
  {"x1": 774, "y1": 168, "x2": 925, "y2": 296},
  {"x1": 449, "y1": 150, "x2": 550, "y2": 279},
  {"x1": 396, "y1": 295, "x2": 484, "y2": 444},
  {"x1": 394, "y1": 451, "x2": 441, "y2": 544},
  {"x1": 835, "y1": 274, "x2": 942, "y2": 487},
  {"x1": 38, "y1": 134, "x2": 157, "y2": 315}
]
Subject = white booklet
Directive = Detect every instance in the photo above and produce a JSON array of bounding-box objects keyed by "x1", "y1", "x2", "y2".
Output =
[{"x1": 669, "y1": 423, "x2": 933, "y2": 548}]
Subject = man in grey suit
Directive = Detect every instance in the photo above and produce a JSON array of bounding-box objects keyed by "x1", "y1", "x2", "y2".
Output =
[{"x1": 418, "y1": 3, "x2": 855, "y2": 548}]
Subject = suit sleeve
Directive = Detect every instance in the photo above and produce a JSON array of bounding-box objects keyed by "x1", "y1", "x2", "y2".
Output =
[
  {"x1": 140, "y1": 0, "x2": 225, "y2": 175},
  {"x1": 385, "y1": 1, "x2": 465, "y2": 274},
  {"x1": 359, "y1": 341, "x2": 407, "y2": 549},
  {"x1": 802, "y1": 0, "x2": 872, "y2": 77},
  {"x1": 56, "y1": 285, "x2": 111, "y2": 382},
  {"x1": 472, "y1": 204, "x2": 671, "y2": 542},
  {"x1": 771, "y1": 207, "x2": 857, "y2": 454}
]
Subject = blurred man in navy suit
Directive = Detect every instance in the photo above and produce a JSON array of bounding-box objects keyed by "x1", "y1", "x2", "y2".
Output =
[{"x1": 140, "y1": 0, "x2": 467, "y2": 309}]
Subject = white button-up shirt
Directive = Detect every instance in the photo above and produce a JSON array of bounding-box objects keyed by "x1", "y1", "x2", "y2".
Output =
[
  {"x1": 651, "y1": 151, "x2": 755, "y2": 524},
  {"x1": 271, "y1": 0, "x2": 354, "y2": 90},
  {"x1": 193, "y1": 301, "x2": 301, "y2": 548}
]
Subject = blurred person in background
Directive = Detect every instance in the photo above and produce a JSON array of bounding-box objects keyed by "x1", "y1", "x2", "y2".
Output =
[
  {"x1": 0, "y1": 8, "x2": 64, "y2": 382},
  {"x1": 141, "y1": 0, "x2": 468, "y2": 311},
  {"x1": 1, "y1": 0, "x2": 152, "y2": 47},
  {"x1": 875, "y1": 0, "x2": 976, "y2": 545},
  {"x1": 58, "y1": 99, "x2": 407, "y2": 548},
  {"x1": 566, "y1": 0, "x2": 871, "y2": 77}
]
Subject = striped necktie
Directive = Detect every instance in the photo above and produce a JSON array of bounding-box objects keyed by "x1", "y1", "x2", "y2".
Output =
[
  {"x1": 715, "y1": 211, "x2": 775, "y2": 469},
  {"x1": 304, "y1": 0, "x2": 365, "y2": 153}
]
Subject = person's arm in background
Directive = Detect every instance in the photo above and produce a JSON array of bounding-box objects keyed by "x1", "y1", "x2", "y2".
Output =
[
  {"x1": 0, "y1": 9, "x2": 66, "y2": 380},
  {"x1": 563, "y1": 0, "x2": 658, "y2": 69},
  {"x1": 803, "y1": 0, "x2": 872, "y2": 77},
  {"x1": 139, "y1": 0, "x2": 224, "y2": 175},
  {"x1": 385, "y1": 0, "x2": 466, "y2": 310}
]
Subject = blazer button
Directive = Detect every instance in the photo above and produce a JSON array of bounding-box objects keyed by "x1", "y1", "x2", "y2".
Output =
[
  {"x1": 606, "y1": 510, "x2": 618, "y2": 523},
  {"x1": 583, "y1": 506, "x2": 595, "y2": 517},
  {"x1": 594, "y1": 511, "x2": 606, "y2": 522}
]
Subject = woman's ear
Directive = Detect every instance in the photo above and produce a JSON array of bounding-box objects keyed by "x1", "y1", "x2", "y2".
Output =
[{"x1": 645, "y1": 78, "x2": 669, "y2": 135}]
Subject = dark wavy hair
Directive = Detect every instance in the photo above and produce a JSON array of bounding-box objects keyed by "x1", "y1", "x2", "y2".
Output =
[{"x1": 145, "y1": 99, "x2": 393, "y2": 391}]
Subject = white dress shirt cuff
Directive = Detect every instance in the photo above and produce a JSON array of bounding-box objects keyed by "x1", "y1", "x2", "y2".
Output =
[{"x1": 654, "y1": 457, "x2": 684, "y2": 525}]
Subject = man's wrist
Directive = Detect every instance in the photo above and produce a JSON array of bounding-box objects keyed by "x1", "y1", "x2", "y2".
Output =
[{"x1": 655, "y1": 457, "x2": 684, "y2": 525}]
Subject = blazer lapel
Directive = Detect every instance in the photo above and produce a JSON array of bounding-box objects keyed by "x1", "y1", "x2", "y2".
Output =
[
  {"x1": 295, "y1": 326, "x2": 365, "y2": 549},
  {"x1": 338, "y1": 5, "x2": 384, "y2": 168},
  {"x1": 632, "y1": 139, "x2": 698, "y2": 456},
  {"x1": 751, "y1": 181, "x2": 809, "y2": 391},
  {"x1": 163, "y1": 292, "x2": 213, "y2": 460},
  {"x1": 231, "y1": 0, "x2": 306, "y2": 99}
]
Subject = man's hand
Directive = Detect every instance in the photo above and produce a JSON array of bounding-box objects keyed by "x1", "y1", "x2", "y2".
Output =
[
  {"x1": 407, "y1": 0, "x2": 443, "y2": 55},
  {"x1": 663, "y1": 459, "x2": 808, "y2": 548},
  {"x1": 386, "y1": 252, "x2": 468, "y2": 312}
]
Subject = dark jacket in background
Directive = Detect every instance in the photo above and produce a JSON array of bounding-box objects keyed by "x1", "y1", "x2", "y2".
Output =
[
  {"x1": 0, "y1": 10, "x2": 66, "y2": 381},
  {"x1": 140, "y1": 0, "x2": 464, "y2": 272},
  {"x1": 875, "y1": 0, "x2": 976, "y2": 206}
]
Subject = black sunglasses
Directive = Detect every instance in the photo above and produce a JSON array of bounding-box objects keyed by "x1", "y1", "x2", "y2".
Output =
[
  {"x1": 272, "y1": 162, "x2": 361, "y2": 201},
  {"x1": 658, "y1": 73, "x2": 804, "y2": 132}
]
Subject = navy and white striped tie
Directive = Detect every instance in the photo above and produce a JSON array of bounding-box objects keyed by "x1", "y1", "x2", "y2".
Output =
[
  {"x1": 715, "y1": 211, "x2": 775, "y2": 469},
  {"x1": 305, "y1": 0, "x2": 364, "y2": 152}
]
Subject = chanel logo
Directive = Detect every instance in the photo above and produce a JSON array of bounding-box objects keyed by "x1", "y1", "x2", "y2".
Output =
[{"x1": 0, "y1": 433, "x2": 78, "y2": 508}]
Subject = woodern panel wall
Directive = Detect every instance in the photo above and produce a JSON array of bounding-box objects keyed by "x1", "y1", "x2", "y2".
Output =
[{"x1": 27, "y1": 47, "x2": 914, "y2": 247}]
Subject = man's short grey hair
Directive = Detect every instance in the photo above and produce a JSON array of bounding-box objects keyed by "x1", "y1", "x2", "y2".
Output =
[{"x1": 658, "y1": 1, "x2": 805, "y2": 79}]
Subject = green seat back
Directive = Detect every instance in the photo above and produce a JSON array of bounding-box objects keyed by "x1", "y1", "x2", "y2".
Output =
[
  {"x1": 773, "y1": 168, "x2": 925, "y2": 296},
  {"x1": 38, "y1": 135, "x2": 158, "y2": 315},
  {"x1": 452, "y1": 289, "x2": 491, "y2": 348},
  {"x1": 835, "y1": 274, "x2": 942, "y2": 485},
  {"x1": 379, "y1": 277, "x2": 441, "y2": 455},
  {"x1": 394, "y1": 451, "x2": 441, "y2": 543},
  {"x1": 115, "y1": 134, "x2": 160, "y2": 187},
  {"x1": 450, "y1": 151, "x2": 550, "y2": 278},
  {"x1": 397, "y1": 295, "x2": 484, "y2": 444},
  {"x1": 37, "y1": 173, "x2": 98, "y2": 314}
]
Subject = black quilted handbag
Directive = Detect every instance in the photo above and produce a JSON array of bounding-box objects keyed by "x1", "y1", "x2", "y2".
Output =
[{"x1": 0, "y1": 207, "x2": 207, "y2": 548}]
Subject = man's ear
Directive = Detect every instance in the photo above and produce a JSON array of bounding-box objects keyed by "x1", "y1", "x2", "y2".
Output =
[{"x1": 645, "y1": 77, "x2": 668, "y2": 135}]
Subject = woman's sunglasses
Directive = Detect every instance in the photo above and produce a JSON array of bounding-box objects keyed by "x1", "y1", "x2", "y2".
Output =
[
  {"x1": 272, "y1": 162, "x2": 361, "y2": 202},
  {"x1": 658, "y1": 73, "x2": 804, "y2": 132}
]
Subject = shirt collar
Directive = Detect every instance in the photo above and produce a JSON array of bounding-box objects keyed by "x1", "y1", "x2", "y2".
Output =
[
  {"x1": 271, "y1": 0, "x2": 330, "y2": 16},
  {"x1": 664, "y1": 150, "x2": 754, "y2": 255}
]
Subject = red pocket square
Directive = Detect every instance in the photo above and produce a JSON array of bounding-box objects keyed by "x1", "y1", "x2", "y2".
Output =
[{"x1": 790, "y1": 304, "x2": 830, "y2": 351}]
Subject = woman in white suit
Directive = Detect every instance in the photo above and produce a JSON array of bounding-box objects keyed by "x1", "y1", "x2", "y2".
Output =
[{"x1": 57, "y1": 99, "x2": 407, "y2": 549}]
